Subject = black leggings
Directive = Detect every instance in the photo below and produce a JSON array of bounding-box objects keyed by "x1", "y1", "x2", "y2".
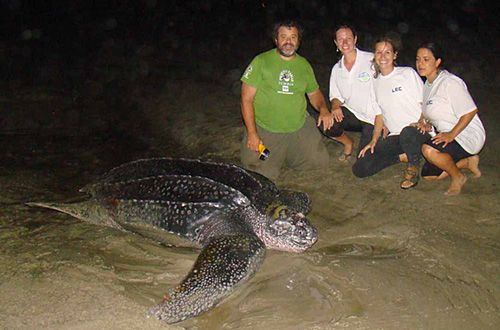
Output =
[
  {"x1": 352, "y1": 126, "x2": 431, "y2": 178},
  {"x1": 309, "y1": 106, "x2": 374, "y2": 153}
]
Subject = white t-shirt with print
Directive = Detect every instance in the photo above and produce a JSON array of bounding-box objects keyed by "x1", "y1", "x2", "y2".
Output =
[
  {"x1": 422, "y1": 70, "x2": 485, "y2": 154},
  {"x1": 374, "y1": 66, "x2": 423, "y2": 135},
  {"x1": 329, "y1": 49, "x2": 381, "y2": 125}
]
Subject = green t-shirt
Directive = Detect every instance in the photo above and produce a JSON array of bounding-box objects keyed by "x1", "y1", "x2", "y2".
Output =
[{"x1": 241, "y1": 49, "x2": 319, "y2": 133}]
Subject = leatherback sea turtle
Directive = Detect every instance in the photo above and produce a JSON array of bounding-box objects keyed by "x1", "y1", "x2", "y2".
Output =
[{"x1": 28, "y1": 158, "x2": 317, "y2": 323}]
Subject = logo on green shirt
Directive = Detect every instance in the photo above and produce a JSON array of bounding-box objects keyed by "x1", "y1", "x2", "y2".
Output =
[{"x1": 278, "y1": 69, "x2": 294, "y2": 95}]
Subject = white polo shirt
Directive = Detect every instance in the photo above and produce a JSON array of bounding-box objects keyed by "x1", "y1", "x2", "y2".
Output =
[
  {"x1": 422, "y1": 70, "x2": 485, "y2": 154},
  {"x1": 373, "y1": 67, "x2": 423, "y2": 135},
  {"x1": 329, "y1": 49, "x2": 381, "y2": 124}
]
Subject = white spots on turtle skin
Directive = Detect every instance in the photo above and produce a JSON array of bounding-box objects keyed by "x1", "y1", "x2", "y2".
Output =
[
  {"x1": 113, "y1": 198, "x2": 234, "y2": 242},
  {"x1": 99, "y1": 175, "x2": 249, "y2": 210},
  {"x1": 149, "y1": 234, "x2": 265, "y2": 323},
  {"x1": 233, "y1": 195, "x2": 250, "y2": 207},
  {"x1": 193, "y1": 227, "x2": 205, "y2": 244},
  {"x1": 76, "y1": 158, "x2": 317, "y2": 323}
]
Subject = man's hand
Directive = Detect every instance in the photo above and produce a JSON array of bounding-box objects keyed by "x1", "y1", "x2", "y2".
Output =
[
  {"x1": 317, "y1": 111, "x2": 334, "y2": 131},
  {"x1": 246, "y1": 132, "x2": 262, "y2": 152},
  {"x1": 307, "y1": 90, "x2": 333, "y2": 130}
]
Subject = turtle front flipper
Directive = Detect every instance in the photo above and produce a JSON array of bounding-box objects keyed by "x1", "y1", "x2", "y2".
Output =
[
  {"x1": 149, "y1": 234, "x2": 265, "y2": 324},
  {"x1": 277, "y1": 189, "x2": 312, "y2": 214}
]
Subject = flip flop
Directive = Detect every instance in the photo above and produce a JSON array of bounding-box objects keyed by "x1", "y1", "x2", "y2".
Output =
[
  {"x1": 338, "y1": 153, "x2": 352, "y2": 162},
  {"x1": 400, "y1": 165, "x2": 419, "y2": 189}
]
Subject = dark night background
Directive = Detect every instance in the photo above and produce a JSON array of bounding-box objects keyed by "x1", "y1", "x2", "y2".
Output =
[
  {"x1": 1, "y1": 2, "x2": 500, "y2": 328},
  {"x1": 0, "y1": 0, "x2": 498, "y2": 163}
]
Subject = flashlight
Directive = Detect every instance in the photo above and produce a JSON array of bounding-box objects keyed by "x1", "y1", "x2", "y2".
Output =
[{"x1": 258, "y1": 143, "x2": 270, "y2": 161}]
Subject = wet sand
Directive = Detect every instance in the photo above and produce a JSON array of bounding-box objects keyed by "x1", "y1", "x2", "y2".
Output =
[{"x1": 1, "y1": 78, "x2": 499, "y2": 330}]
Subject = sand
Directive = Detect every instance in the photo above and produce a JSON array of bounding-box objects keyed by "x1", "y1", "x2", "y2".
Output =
[{"x1": 1, "y1": 75, "x2": 498, "y2": 329}]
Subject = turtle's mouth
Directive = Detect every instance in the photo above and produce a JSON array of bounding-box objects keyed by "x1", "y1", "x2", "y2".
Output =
[
  {"x1": 290, "y1": 221, "x2": 317, "y2": 248},
  {"x1": 287, "y1": 217, "x2": 318, "y2": 251},
  {"x1": 265, "y1": 212, "x2": 318, "y2": 252}
]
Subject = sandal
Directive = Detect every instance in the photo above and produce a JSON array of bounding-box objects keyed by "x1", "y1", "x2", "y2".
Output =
[
  {"x1": 400, "y1": 165, "x2": 419, "y2": 189},
  {"x1": 338, "y1": 152, "x2": 352, "y2": 162}
]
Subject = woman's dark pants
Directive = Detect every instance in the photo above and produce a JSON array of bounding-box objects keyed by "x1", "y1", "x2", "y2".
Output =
[{"x1": 351, "y1": 126, "x2": 431, "y2": 178}]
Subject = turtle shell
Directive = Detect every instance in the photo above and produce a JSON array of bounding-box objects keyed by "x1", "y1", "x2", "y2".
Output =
[{"x1": 82, "y1": 158, "x2": 283, "y2": 213}]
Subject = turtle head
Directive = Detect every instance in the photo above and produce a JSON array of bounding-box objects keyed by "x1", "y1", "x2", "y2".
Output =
[{"x1": 262, "y1": 205, "x2": 317, "y2": 253}]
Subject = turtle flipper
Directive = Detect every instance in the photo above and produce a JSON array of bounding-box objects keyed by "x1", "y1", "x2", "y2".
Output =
[
  {"x1": 277, "y1": 189, "x2": 312, "y2": 214},
  {"x1": 149, "y1": 234, "x2": 265, "y2": 324},
  {"x1": 26, "y1": 200, "x2": 125, "y2": 231}
]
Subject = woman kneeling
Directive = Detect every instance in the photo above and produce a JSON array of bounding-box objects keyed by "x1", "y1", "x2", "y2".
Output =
[{"x1": 353, "y1": 36, "x2": 429, "y2": 190}]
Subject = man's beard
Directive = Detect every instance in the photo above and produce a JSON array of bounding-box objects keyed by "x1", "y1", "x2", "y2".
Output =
[{"x1": 278, "y1": 44, "x2": 297, "y2": 57}]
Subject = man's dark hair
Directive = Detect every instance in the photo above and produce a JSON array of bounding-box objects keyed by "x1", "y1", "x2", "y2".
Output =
[{"x1": 273, "y1": 20, "x2": 303, "y2": 41}]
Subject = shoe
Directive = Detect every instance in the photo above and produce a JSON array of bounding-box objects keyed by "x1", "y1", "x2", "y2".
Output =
[
  {"x1": 338, "y1": 152, "x2": 352, "y2": 162},
  {"x1": 400, "y1": 165, "x2": 419, "y2": 189}
]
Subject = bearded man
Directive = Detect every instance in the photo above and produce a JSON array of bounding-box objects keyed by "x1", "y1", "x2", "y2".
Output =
[{"x1": 240, "y1": 20, "x2": 333, "y2": 180}]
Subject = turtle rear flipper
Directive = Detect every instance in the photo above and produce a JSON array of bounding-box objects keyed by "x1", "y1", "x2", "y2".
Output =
[
  {"x1": 26, "y1": 200, "x2": 125, "y2": 231},
  {"x1": 149, "y1": 234, "x2": 265, "y2": 324}
]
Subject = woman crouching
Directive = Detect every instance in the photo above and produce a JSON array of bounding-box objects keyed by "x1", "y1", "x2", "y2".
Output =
[{"x1": 416, "y1": 42, "x2": 485, "y2": 195}]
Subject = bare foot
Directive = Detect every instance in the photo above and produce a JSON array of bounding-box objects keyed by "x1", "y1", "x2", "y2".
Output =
[
  {"x1": 445, "y1": 173, "x2": 467, "y2": 196},
  {"x1": 423, "y1": 171, "x2": 450, "y2": 181},
  {"x1": 466, "y1": 155, "x2": 481, "y2": 178}
]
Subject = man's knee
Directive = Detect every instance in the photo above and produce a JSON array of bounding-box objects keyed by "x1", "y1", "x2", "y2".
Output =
[
  {"x1": 308, "y1": 151, "x2": 330, "y2": 169},
  {"x1": 292, "y1": 144, "x2": 330, "y2": 171}
]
